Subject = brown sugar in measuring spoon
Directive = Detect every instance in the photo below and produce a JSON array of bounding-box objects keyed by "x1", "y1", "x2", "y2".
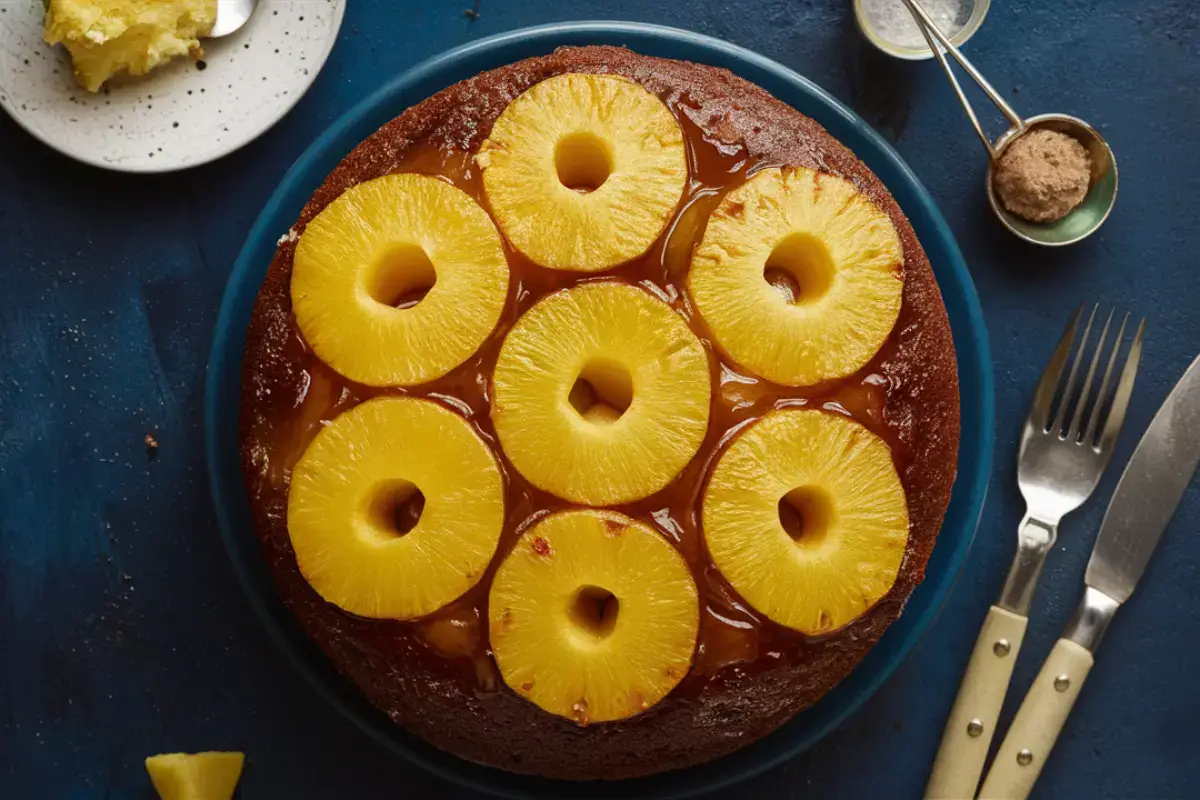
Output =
[{"x1": 901, "y1": 0, "x2": 1118, "y2": 246}]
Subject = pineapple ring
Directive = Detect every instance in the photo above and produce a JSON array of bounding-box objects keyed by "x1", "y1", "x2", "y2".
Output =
[
  {"x1": 489, "y1": 510, "x2": 700, "y2": 724},
  {"x1": 491, "y1": 282, "x2": 711, "y2": 506},
  {"x1": 287, "y1": 396, "x2": 505, "y2": 620},
  {"x1": 292, "y1": 173, "x2": 509, "y2": 387},
  {"x1": 689, "y1": 166, "x2": 904, "y2": 386},
  {"x1": 476, "y1": 73, "x2": 688, "y2": 271},
  {"x1": 702, "y1": 409, "x2": 909, "y2": 635}
]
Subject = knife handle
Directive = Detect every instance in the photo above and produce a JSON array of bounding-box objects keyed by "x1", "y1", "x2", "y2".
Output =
[
  {"x1": 979, "y1": 638, "x2": 1093, "y2": 800},
  {"x1": 925, "y1": 605, "x2": 1028, "y2": 799}
]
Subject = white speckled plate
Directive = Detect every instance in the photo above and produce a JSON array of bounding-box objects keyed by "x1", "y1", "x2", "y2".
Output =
[{"x1": 0, "y1": 0, "x2": 345, "y2": 172}]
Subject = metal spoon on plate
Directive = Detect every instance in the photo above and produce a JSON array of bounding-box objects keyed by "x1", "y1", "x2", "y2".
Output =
[
  {"x1": 898, "y1": 0, "x2": 1117, "y2": 246},
  {"x1": 209, "y1": 0, "x2": 259, "y2": 38}
]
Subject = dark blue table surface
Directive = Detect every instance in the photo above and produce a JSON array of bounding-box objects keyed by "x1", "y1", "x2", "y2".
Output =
[{"x1": 3, "y1": 1, "x2": 1199, "y2": 798}]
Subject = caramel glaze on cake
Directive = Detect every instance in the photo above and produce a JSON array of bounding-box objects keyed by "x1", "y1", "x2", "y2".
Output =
[{"x1": 239, "y1": 46, "x2": 961, "y2": 780}]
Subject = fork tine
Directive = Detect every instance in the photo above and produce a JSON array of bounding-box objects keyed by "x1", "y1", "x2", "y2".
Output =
[
  {"x1": 1052, "y1": 304, "x2": 1099, "y2": 435},
  {"x1": 1097, "y1": 318, "x2": 1146, "y2": 455},
  {"x1": 1030, "y1": 305, "x2": 1082, "y2": 432},
  {"x1": 1067, "y1": 308, "x2": 1115, "y2": 441},
  {"x1": 1083, "y1": 312, "x2": 1129, "y2": 444}
]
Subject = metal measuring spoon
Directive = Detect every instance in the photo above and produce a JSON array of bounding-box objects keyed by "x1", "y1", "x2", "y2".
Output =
[
  {"x1": 901, "y1": 0, "x2": 1118, "y2": 246},
  {"x1": 209, "y1": 0, "x2": 259, "y2": 38}
]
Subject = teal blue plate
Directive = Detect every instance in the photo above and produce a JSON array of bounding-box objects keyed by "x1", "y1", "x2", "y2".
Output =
[{"x1": 205, "y1": 22, "x2": 993, "y2": 799}]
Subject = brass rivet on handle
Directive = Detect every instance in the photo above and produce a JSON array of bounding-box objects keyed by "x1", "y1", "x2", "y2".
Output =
[
  {"x1": 1017, "y1": 749, "x2": 1034, "y2": 766},
  {"x1": 993, "y1": 638, "x2": 1011, "y2": 657},
  {"x1": 1054, "y1": 674, "x2": 1071, "y2": 692},
  {"x1": 967, "y1": 719, "x2": 984, "y2": 737}
]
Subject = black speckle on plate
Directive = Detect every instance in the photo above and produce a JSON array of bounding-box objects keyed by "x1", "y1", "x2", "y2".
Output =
[{"x1": 196, "y1": 60, "x2": 208, "y2": 71}]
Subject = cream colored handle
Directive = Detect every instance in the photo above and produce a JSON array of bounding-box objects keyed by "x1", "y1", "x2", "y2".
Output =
[
  {"x1": 925, "y1": 605, "x2": 1028, "y2": 799},
  {"x1": 979, "y1": 638, "x2": 1094, "y2": 800}
]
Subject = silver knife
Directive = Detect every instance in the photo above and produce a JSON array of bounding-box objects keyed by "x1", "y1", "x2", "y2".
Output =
[{"x1": 980, "y1": 352, "x2": 1200, "y2": 800}]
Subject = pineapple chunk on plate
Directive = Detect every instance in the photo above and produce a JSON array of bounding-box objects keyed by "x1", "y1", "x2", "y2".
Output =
[{"x1": 43, "y1": 0, "x2": 218, "y2": 92}]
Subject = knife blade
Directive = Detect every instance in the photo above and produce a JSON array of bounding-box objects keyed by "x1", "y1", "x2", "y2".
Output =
[{"x1": 1086, "y1": 351, "x2": 1200, "y2": 605}]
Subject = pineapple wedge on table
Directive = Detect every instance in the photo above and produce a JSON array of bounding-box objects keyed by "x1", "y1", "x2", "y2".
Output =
[{"x1": 145, "y1": 752, "x2": 243, "y2": 800}]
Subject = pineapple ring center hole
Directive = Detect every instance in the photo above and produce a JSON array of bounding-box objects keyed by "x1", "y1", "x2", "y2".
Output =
[
  {"x1": 368, "y1": 244, "x2": 437, "y2": 310},
  {"x1": 555, "y1": 132, "x2": 614, "y2": 193},
  {"x1": 568, "y1": 585, "x2": 620, "y2": 640},
  {"x1": 764, "y1": 233, "x2": 835, "y2": 306},
  {"x1": 366, "y1": 480, "x2": 426, "y2": 538},
  {"x1": 569, "y1": 359, "x2": 634, "y2": 424},
  {"x1": 778, "y1": 486, "x2": 835, "y2": 549}
]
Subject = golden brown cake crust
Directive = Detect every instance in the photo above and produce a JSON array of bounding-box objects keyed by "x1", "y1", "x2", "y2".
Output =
[{"x1": 239, "y1": 46, "x2": 960, "y2": 780}]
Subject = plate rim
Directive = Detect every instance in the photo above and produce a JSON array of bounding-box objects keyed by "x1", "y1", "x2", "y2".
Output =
[
  {"x1": 0, "y1": 0, "x2": 347, "y2": 174},
  {"x1": 205, "y1": 20, "x2": 994, "y2": 799}
]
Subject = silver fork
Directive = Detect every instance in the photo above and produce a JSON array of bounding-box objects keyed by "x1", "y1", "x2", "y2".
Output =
[{"x1": 926, "y1": 304, "x2": 1145, "y2": 800}]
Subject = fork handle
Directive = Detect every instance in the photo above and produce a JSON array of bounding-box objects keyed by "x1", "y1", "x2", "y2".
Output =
[
  {"x1": 925, "y1": 606, "x2": 1028, "y2": 799},
  {"x1": 979, "y1": 638, "x2": 1093, "y2": 800}
]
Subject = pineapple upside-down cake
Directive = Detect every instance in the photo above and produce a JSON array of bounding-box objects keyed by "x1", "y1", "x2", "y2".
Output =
[{"x1": 240, "y1": 47, "x2": 960, "y2": 780}]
